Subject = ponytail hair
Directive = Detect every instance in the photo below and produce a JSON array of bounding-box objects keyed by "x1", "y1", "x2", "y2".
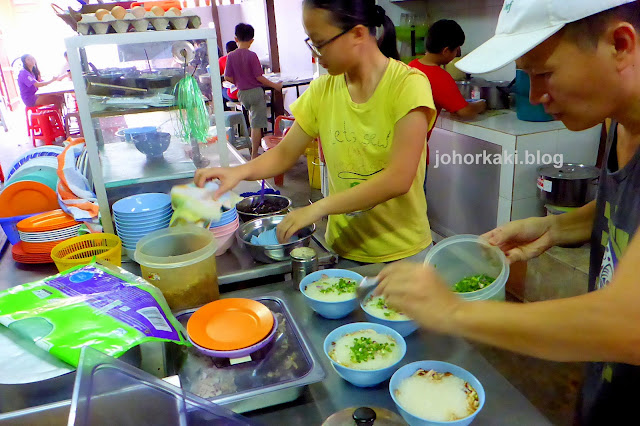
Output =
[{"x1": 304, "y1": 0, "x2": 399, "y2": 60}]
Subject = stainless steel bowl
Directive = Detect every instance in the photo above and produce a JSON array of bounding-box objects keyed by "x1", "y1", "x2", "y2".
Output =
[
  {"x1": 236, "y1": 194, "x2": 292, "y2": 222},
  {"x1": 236, "y1": 215, "x2": 316, "y2": 263}
]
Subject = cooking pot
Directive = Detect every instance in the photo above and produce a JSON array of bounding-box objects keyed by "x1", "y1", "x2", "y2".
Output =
[
  {"x1": 455, "y1": 80, "x2": 471, "y2": 99},
  {"x1": 537, "y1": 163, "x2": 600, "y2": 207},
  {"x1": 470, "y1": 78, "x2": 511, "y2": 110}
]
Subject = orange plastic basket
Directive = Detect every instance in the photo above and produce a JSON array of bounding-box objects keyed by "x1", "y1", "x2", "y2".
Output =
[{"x1": 51, "y1": 233, "x2": 122, "y2": 272}]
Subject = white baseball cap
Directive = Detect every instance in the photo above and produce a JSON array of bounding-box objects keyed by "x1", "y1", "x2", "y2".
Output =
[{"x1": 456, "y1": 0, "x2": 637, "y2": 74}]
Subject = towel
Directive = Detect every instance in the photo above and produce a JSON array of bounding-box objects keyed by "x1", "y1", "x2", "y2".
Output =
[{"x1": 56, "y1": 138, "x2": 101, "y2": 228}]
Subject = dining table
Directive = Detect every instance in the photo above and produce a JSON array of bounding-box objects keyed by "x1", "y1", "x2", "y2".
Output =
[{"x1": 35, "y1": 80, "x2": 75, "y2": 98}]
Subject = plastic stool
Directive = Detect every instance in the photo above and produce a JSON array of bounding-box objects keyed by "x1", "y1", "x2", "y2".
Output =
[
  {"x1": 261, "y1": 116, "x2": 295, "y2": 186},
  {"x1": 26, "y1": 104, "x2": 57, "y2": 144},
  {"x1": 211, "y1": 111, "x2": 250, "y2": 150},
  {"x1": 64, "y1": 112, "x2": 83, "y2": 138},
  {"x1": 32, "y1": 109, "x2": 66, "y2": 146}
]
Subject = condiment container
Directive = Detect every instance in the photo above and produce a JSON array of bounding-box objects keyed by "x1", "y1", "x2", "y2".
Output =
[
  {"x1": 135, "y1": 225, "x2": 218, "y2": 310},
  {"x1": 424, "y1": 234, "x2": 509, "y2": 301},
  {"x1": 290, "y1": 246, "x2": 318, "y2": 288}
]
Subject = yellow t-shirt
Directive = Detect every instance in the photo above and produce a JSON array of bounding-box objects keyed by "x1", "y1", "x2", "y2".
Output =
[{"x1": 290, "y1": 59, "x2": 436, "y2": 263}]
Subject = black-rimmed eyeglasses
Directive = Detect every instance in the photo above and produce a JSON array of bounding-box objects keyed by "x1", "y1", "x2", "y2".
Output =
[{"x1": 304, "y1": 28, "x2": 352, "y2": 57}]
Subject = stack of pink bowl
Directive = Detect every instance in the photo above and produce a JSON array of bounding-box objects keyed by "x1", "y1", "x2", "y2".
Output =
[{"x1": 209, "y1": 207, "x2": 239, "y2": 256}]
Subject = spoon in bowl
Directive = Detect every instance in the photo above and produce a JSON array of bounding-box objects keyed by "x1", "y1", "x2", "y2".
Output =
[{"x1": 356, "y1": 276, "x2": 379, "y2": 302}]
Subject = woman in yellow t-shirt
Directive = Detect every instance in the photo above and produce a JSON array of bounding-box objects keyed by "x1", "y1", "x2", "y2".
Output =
[{"x1": 195, "y1": 0, "x2": 436, "y2": 263}]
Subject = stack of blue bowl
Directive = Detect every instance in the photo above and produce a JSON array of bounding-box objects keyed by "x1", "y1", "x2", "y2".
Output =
[
  {"x1": 208, "y1": 207, "x2": 238, "y2": 229},
  {"x1": 112, "y1": 193, "x2": 172, "y2": 258}
]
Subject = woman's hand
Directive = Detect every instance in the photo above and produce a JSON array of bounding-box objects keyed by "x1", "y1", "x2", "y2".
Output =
[
  {"x1": 481, "y1": 216, "x2": 556, "y2": 264},
  {"x1": 376, "y1": 262, "x2": 462, "y2": 334},
  {"x1": 193, "y1": 166, "x2": 246, "y2": 199},
  {"x1": 276, "y1": 203, "x2": 324, "y2": 243}
]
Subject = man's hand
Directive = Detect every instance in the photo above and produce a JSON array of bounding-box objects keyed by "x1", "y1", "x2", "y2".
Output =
[
  {"x1": 481, "y1": 216, "x2": 556, "y2": 264},
  {"x1": 376, "y1": 262, "x2": 462, "y2": 333}
]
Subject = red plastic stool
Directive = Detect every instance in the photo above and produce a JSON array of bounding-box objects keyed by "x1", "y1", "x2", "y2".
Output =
[
  {"x1": 0, "y1": 163, "x2": 4, "y2": 183},
  {"x1": 26, "y1": 104, "x2": 57, "y2": 145},
  {"x1": 261, "y1": 116, "x2": 295, "y2": 186},
  {"x1": 32, "y1": 109, "x2": 66, "y2": 146}
]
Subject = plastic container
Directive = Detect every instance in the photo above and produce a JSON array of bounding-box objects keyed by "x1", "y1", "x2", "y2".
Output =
[
  {"x1": 299, "y1": 269, "x2": 362, "y2": 319},
  {"x1": 0, "y1": 213, "x2": 37, "y2": 244},
  {"x1": 51, "y1": 233, "x2": 122, "y2": 272},
  {"x1": 389, "y1": 360, "x2": 485, "y2": 426},
  {"x1": 324, "y1": 322, "x2": 406, "y2": 388},
  {"x1": 423, "y1": 234, "x2": 509, "y2": 301},
  {"x1": 134, "y1": 225, "x2": 219, "y2": 311},
  {"x1": 70, "y1": 346, "x2": 254, "y2": 426},
  {"x1": 514, "y1": 70, "x2": 553, "y2": 122}
]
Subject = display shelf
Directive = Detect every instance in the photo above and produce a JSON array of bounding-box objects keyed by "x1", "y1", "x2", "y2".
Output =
[
  {"x1": 100, "y1": 140, "x2": 196, "y2": 189},
  {"x1": 65, "y1": 27, "x2": 228, "y2": 235}
]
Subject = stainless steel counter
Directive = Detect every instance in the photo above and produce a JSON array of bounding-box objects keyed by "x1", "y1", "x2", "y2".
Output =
[
  {"x1": 235, "y1": 264, "x2": 552, "y2": 425},
  {"x1": 0, "y1": 262, "x2": 550, "y2": 424}
]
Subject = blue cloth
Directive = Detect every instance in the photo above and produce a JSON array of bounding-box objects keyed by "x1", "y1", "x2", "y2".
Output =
[{"x1": 250, "y1": 228, "x2": 298, "y2": 246}]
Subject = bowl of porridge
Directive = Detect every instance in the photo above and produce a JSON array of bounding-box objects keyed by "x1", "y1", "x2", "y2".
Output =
[
  {"x1": 389, "y1": 360, "x2": 485, "y2": 425},
  {"x1": 323, "y1": 322, "x2": 406, "y2": 387},
  {"x1": 300, "y1": 269, "x2": 362, "y2": 319}
]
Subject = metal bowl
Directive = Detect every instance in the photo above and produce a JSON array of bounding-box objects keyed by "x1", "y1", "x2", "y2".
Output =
[
  {"x1": 236, "y1": 215, "x2": 315, "y2": 263},
  {"x1": 236, "y1": 194, "x2": 292, "y2": 222}
]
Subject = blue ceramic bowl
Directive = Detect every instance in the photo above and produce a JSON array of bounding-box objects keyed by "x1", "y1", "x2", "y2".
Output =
[
  {"x1": 324, "y1": 322, "x2": 406, "y2": 387},
  {"x1": 132, "y1": 131, "x2": 171, "y2": 158},
  {"x1": 300, "y1": 269, "x2": 362, "y2": 319},
  {"x1": 116, "y1": 221, "x2": 171, "y2": 237},
  {"x1": 116, "y1": 126, "x2": 158, "y2": 142},
  {"x1": 113, "y1": 208, "x2": 173, "y2": 224},
  {"x1": 112, "y1": 193, "x2": 171, "y2": 216},
  {"x1": 389, "y1": 360, "x2": 485, "y2": 426},
  {"x1": 360, "y1": 291, "x2": 419, "y2": 337}
]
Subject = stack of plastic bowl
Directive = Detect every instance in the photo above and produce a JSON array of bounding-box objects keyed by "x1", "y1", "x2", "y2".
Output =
[
  {"x1": 112, "y1": 193, "x2": 172, "y2": 259},
  {"x1": 208, "y1": 207, "x2": 239, "y2": 256}
]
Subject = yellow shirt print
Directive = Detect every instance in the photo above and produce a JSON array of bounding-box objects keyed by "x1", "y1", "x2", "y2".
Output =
[{"x1": 291, "y1": 59, "x2": 436, "y2": 262}]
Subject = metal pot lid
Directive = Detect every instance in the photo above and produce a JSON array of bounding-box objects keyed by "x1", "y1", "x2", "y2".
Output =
[
  {"x1": 537, "y1": 163, "x2": 600, "y2": 180},
  {"x1": 322, "y1": 406, "x2": 407, "y2": 426}
]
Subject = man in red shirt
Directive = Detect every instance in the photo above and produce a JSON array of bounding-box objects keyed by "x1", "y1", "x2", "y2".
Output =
[{"x1": 409, "y1": 20, "x2": 486, "y2": 139}]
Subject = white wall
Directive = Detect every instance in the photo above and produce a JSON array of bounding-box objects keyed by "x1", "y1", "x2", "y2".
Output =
[
  {"x1": 240, "y1": 0, "x2": 270, "y2": 62},
  {"x1": 378, "y1": 0, "x2": 515, "y2": 81},
  {"x1": 275, "y1": 0, "x2": 313, "y2": 110}
]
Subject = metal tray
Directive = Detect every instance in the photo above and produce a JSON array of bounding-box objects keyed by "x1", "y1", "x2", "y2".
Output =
[{"x1": 173, "y1": 293, "x2": 326, "y2": 413}]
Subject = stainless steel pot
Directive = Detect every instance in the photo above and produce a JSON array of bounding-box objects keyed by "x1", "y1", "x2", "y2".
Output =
[
  {"x1": 470, "y1": 79, "x2": 511, "y2": 110},
  {"x1": 236, "y1": 215, "x2": 316, "y2": 263},
  {"x1": 537, "y1": 163, "x2": 600, "y2": 207},
  {"x1": 455, "y1": 80, "x2": 471, "y2": 99}
]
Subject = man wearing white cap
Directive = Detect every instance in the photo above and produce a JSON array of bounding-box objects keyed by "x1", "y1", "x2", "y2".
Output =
[{"x1": 376, "y1": 1, "x2": 640, "y2": 423}]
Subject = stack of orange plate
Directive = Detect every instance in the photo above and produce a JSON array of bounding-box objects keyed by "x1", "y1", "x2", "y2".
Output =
[
  {"x1": 15, "y1": 210, "x2": 81, "y2": 256},
  {"x1": 11, "y1": 242, "x2": 53, "y2": 264},
  {"x1": 187, "y1": 299, "x2": 275, "y2": 355}
]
